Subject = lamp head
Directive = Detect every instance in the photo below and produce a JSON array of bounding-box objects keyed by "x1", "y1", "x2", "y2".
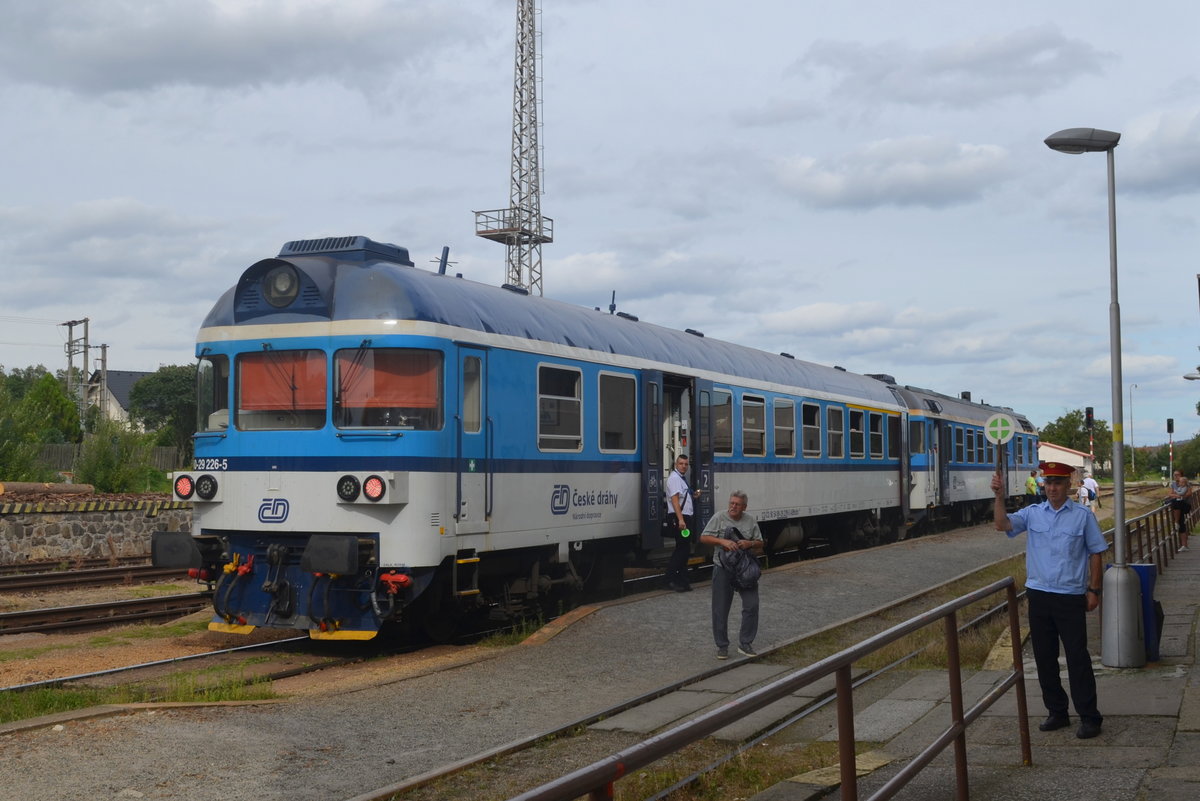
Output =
[{"x1": 1045, "y1": 128, "x2": 1121, "y2": 154}]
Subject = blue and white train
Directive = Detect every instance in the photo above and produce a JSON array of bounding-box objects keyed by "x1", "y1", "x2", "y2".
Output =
[{"x1": 153, "y1": 236, "x2": 1039, "y2": 640}]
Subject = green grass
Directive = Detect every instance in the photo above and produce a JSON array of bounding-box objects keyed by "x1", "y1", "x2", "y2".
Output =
[{"x1": 0, "y1": 672, "x2": 278, "y2": 724}]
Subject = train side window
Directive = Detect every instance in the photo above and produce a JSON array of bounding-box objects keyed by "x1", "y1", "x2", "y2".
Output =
[
  {"x1": 335, "y1": 348, "x2": 444, "y2": 430},
  {"x1": 538, "y1": 365, "x2": 582, "y2": 451},
  {"x1": 869, "y1": 412, "x2": 883, "y2": 458},
  {"x1": 827, "y1": 406, "x2": 845, "y2": 458},
  {"x1": 743, "y1": 395, "x2": 766, "y2": 456},
  {"x1": 954, "y1": 427, "x2": 965, "y2": 463},
  {"x1": 598, "y1": 373, "x2": 636, "y2": 452},
  {"x1": 197, "y1": 354, "x2": 230, "y2": 432},
  {"x1": 236, "y1": 350, "x2": 327, "y2": 430},
  {"x1": 714, "y1": 391, "x2": 733, "y2": 455},
  {"x1": 849, "y1": 409, "x2": 865, "y2": 458},
  {"x1": 975, "y1": 428, "x2": 985, "y2": 463},
  {"x1": 463, "y1": 356, "x2": 481, "y2": 433},
  {"x1": 908, "y1": 420, "x2": 926, "y2": 455},
  {"x1": 774, "y1": 399, "x2": 796, "y2": 457},
  {"x1": 801, "y1": 402, "x2": 821, "y2": 457},
  {"x1": 887, "y1": 414, "x2": 900, "y2": 459}
]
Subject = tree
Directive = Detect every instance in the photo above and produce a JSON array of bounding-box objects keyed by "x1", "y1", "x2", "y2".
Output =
[
  {"x1": 127, "y1": 365, "x2": 196, "y2": 459},
  {"x1": 18, "y1": 373, "x2": 82, "y2": 444},
  {"x1": 1, "y1": 364, "x2": 51, "y2": 402},
  {"x1": 0, "y1": 382, "x2": 55, "y2": 481},
  {"x1": 1038, "y1": 408, "x2": 1112, "y2": 468},
  {"x1": 74, "y1": 418, "x2": 165, "y2": 492}
]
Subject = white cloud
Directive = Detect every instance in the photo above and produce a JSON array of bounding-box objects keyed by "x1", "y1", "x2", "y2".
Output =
[{"x1": 772, "y1": 136, "x2": 1013, "y2": 209}]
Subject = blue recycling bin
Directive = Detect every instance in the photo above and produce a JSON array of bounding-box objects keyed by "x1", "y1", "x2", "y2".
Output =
[{"x1": 1128, "y1": 563, "x2": 1160, "y2": 662}]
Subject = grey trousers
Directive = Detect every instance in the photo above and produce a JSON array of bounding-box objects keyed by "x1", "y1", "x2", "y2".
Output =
[{"x1": 711, "y1": 564, "x2": 759, "y2": 649}]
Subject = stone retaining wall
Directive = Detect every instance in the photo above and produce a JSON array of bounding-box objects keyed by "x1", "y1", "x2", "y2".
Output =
[{"x1": 0, "y1": 500, "x2": 193, "y2": 564}]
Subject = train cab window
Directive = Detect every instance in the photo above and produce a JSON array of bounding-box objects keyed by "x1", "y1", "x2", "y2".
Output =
[
  {"x1": 463, "y1": 356, "x2": 482, "y2": 433},
  {"x1": 849, "y1": 410, "x2": 865, "y2": 458},
  {"x1": 774, "y1": 399, "x2": 795, "y2": 457},
  {"x1": 236, "y1": 350, "x2": 327, "y2": 430},
  {"x1": 599, "y1": 373, "x2": 636, "y2": 452},
  {"x1": 827, "y1": 406, "x2": 845, "y2": 458},
  {"x1": 887, "y1": 414, "x2": 900, "y2": 459},
  {"x1": 197, "y1": 354, "x2": 230, "y2": 432},
  {"x1": 538, "y1": 365, "x2": 582, "y2": 451},
  {"x1": 868, "y1": 412, "x2": 883, "y2": 458},
  {"x1": 714, "y1": 391, "x2": 733, "y2": 455},
  {"x1": 954, "y1": 427, "x2": 965, "y2": 463},
  {"x1": 801, "y1": 402, "x2": 821, "y2": 457},
  {"x1": 908, "y1": 420, "x2": 926, "y2": 455},
  {"x1": 743, "y1": 395, "x2": 766, "y2": 456},
  {"x1": 335, "y1": 348, "x2": 443, "y2": 430}
]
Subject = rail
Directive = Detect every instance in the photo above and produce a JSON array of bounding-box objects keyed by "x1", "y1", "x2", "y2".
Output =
[{"x1": 509, "y1": 577, "x2": 1030, "y2": 801}]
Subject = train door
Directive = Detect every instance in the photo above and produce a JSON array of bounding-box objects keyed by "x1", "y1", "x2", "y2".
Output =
[
  {"x1": 936, "y1": 420, "x2": 951, "y2": 505},
  {"x1": 455, "y1": 347, "x2": 490, "y2": 535},
  {"x1": 639, "y1": 370, "x2": 664, "y2": 549},
  {"x1": 692, "y1": 379, "x2": 715, "y2": 531}
]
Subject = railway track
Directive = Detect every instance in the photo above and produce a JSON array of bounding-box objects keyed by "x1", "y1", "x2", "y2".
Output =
[
  {"x1": 0, "y1": 563, "x2": 188, "y2": 593},
  {"x1": 0, "y1": 592, "x2": 211, "y2": 636},
  {"x1": 0, "y1": 554, "x2": 152, "y2": 578}
]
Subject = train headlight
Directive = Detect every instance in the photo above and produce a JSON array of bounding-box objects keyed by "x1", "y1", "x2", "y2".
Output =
[
  {"x1": 174, "y1": 474, "x2": 195, "y2": 500},
  {"x1": 195, "y1": 474, "x2": 219, "y2": 501},
  {"x1": 262, "y1": 264, "x2": 300, "y2": 307},
  {"x1": 336, "y1": 474, "x2": 361, "y2": 502},
  {"x1": 363, "y1": 474, "x2": 386, "y2": 502}
]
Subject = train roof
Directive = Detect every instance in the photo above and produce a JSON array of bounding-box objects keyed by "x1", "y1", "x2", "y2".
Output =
[
  {"x1": 200, "y1": 236, "x2": 897, "y2": 405},
  {"x1": 894, "y1": 384, "x2": 1036, "y2": 431}
]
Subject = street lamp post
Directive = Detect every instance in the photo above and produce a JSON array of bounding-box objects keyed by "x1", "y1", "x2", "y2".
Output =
[
  {"x1": 1129, "y1": 383, "x2": 1137, "y2": 475},
  {"x1": 1045, "y1": 127, "x2": 1144, "y2": 668}
]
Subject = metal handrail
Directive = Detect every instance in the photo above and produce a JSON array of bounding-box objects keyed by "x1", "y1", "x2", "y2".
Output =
[
  {"x1": 1120, "y1": 487, "x2": 1195, "y2": 569},
  {"x1": 509, "y1": 577, "x2": 1030, "y2": 801}
]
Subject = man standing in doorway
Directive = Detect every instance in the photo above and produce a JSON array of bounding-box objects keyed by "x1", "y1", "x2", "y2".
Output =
[
  {"x1": 665, "y1": 455, "x2": 700, "y2": 592},
  {"x1": 991, "y1": 462, "x2": 1107, "y2": 739}
]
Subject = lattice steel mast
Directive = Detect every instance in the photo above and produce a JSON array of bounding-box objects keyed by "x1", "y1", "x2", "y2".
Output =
[{"x1": 474, "y1": 0, "x2": 553, "y2": 295}]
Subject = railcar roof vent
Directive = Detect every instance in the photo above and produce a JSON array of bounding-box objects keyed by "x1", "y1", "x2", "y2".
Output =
[
  {"x1": 501, "y1": 283, "x2": 530, "y2": 295},
  {"x1": 780, "y1": 352, "x2": 794, "y2": 359},
  {"x1": 617, "y1": 311, "x2": 639, "y2": 321},
  {"x1": 277, "y1": 236, "x2": 413, "y2": 266},
  {"x1": 685, "y1": 328, "x2": 704, "y2": 337},
  {"x1": 960, "y1": 391, "x2": 972, "y2": 401},
  {"x1": 866, "y1": 373, "x2": 896, "y2": 384},
  {"x1": 924, "y1": 399, "x2": 943, "y2": 413}
]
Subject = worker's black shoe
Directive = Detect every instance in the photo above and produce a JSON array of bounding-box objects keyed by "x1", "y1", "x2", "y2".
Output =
[
  {"x1": 1076, "y1": 720, "x2": 1103, "y2": 739},
  {"x1": 1038, "y1": 715, "x2": 1071, "y2": 732}
]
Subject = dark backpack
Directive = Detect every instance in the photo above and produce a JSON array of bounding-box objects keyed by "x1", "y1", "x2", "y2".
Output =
[{"x1": 717, "y1": 526, "x2": 762, "y2": 590}]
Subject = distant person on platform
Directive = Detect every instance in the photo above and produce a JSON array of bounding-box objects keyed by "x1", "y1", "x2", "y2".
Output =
[
  {"x1": 1025, "y1": 471, "x2": 1039, "y2": 504},
  {"x1": 991, "y1": 461, "x2": 1106, "y2": 740},
  {"x1": 1076, "y1": 478, "x2": 1091, "y2": 509},
  {"x1": 664, "y1": 455, "x2": 701, "y2": 591},
  {"x1": 1083, "y1": 473, "x2": 1100, "y2": 509},
  {"x1": 700, "y1": 490, "x2": 764, "y2": 660},
  {"x1": 1036, "y1": 472, "x2": 1046, "y2": 500},
  {"x1": 1167, "y1": 470, "x2": 1191, "y2": 552}
]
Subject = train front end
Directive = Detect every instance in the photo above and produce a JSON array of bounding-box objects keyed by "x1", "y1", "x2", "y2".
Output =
[{"x1": 153, "y1": 237, "x2": 451, "y2": 640}]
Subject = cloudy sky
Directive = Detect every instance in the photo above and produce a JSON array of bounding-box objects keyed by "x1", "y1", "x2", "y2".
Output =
[{"x1": 2, "y1": 0, "x2": 1198, "y2": 449}]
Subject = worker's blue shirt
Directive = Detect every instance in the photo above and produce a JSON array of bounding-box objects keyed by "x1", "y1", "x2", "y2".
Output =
[{"x1": 1006, "y1": 499, "x2": 1107, "y2": 594}]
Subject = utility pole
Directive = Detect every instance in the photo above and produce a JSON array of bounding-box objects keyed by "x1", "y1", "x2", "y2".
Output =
[
  {"x1": 97, "y1": 344, "x2": 109, "y2": 423},
  {"x1": 475, "y1": 0, "x2": 553, "y2": 295},
  {"x1": 62, "y1": 318, "x2": 89, "y2": 418}
]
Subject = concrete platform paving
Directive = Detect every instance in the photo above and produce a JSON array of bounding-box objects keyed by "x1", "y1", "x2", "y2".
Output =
[{"x1": 754, "y1": 550, "x2": 1200, "y2": 801}]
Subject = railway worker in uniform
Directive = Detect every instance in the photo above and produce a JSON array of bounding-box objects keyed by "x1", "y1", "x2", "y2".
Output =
[
  {"x1": 665, "y1": 455, "x2": 701, "y2": 592},
  {"x1": 700, "y1": 490, "x2": 764, "y2": 660},
  {"x1": 991, "y1": 461, "x2": 1106, "y2": 739}
]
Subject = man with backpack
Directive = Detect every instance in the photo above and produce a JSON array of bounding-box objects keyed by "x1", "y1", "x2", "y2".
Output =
[{"x1": 700, "y1": 490, "x2": 764, "y2": 660}]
